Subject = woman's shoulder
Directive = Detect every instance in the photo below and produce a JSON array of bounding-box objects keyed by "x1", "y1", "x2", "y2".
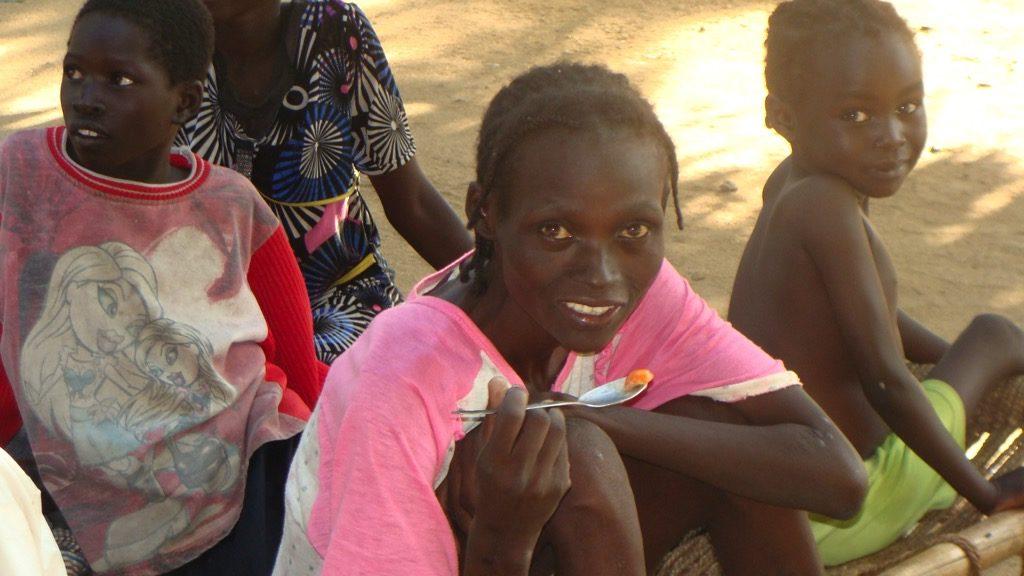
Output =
[
  {"x1": 353, "y1": 299, "x2": 494, "y2": 388},
  {"x1": 629, "y1": 260, "x2": 694, "y2": 321},
  {"x1": 357, "y1": 298, "x2": 471, "y2": 350},
  {"x1": 615, "y1": 259, "x2": 719, "y2": 349},
  {"x1": 294, "y1": 0, "x2": 373, "y2": 34},
  {"x1": 323, "y1": 299, "x2": 488, "y2": 411}
]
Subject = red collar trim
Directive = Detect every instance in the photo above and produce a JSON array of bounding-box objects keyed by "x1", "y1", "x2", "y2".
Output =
[{"x1": 48, "y1": 126, "x2": 210, "y2": 201}]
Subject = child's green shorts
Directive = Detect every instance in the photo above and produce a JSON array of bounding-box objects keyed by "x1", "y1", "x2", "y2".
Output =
[{"x1": 810, "y1": 378, "x2": 966, "y2": 566}]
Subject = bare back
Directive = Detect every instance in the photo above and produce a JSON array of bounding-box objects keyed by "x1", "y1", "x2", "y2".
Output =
[{"x1": 729, "y1": 158, "x2": 901, "y2": 457}]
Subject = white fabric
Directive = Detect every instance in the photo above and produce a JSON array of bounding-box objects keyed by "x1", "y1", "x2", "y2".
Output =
[{"x1": 0, "y1": 448, "x2": 66, "y2": 576}]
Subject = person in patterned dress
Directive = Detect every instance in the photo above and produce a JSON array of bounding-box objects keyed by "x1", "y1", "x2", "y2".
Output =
[{"x1": 181, "y1": 0, "x2": 472, "y2": 363}]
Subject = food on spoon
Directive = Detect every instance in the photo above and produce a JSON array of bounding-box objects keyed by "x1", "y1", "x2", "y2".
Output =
[{"x1": 624, "y1": 369, "x2": 654, "y2": 391}]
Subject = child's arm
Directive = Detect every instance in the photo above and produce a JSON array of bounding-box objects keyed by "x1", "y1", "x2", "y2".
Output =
[
  {"x1": 578, "y1": 385, "x2": 866, "y2": 519},
  {"x1": 0, "y1": 152, "x2": 19, "y2": 445},
  {"x1": 0, "y1": 325, "x2": 20, "y2": 446},
  {"x1": 897, "y1": 309, "x2": 950, "y2": 364},
  {"x1": 248, "y1": 226, "x2": 328, "y2": 411},
  {"x1": 797, "y1": 179, "x2": 1001, "y2": 513},
  {"x1": 369, "y1": 159, "x2": 473, "y2": 269}
]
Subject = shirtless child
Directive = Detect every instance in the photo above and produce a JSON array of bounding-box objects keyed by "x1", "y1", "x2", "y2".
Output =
[{"x1": 729, "y1": 0, "x2": 1024, "y2": 565}]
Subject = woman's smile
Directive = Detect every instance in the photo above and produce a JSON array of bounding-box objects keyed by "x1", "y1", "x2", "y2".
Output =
[{"x1": 560, "y1": 300, "x2": 623, "y2": 328}]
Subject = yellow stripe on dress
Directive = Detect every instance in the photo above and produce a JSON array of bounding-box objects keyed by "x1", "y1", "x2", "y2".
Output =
[
  {"x1": 329, "y1": 254, "x2": 377, "y2": 289},
  {"x1": 259, "y1": 182, "x2": 358, "y2": 208}
]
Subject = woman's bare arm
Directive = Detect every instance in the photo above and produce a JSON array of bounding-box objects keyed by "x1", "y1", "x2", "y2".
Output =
[
  {"x1": 575, "y1": 386, "x2": 867, "y2": 519},
  {"x1": 369, "y1": 157, "x2": 473, "y2": 269}
]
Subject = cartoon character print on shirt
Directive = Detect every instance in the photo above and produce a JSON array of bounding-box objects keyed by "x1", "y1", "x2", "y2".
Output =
[
  {"x1": 20, "y1": 241, "x2": 241, "y2": 572},
  {"x1": 21, "y1": 242, "x2": 162, "y2": 469},
  {"x1": 132, "y1": 318, "x2": 235, "y2": 427}
]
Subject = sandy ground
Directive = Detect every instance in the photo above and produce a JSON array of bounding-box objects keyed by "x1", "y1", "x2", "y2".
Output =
[
  {"x1": 1, "y1": 0, "x2": 1022, "y2": 339},
  {"x1": 2, "y1": 3, "x2": 1024, "y2": 573}
]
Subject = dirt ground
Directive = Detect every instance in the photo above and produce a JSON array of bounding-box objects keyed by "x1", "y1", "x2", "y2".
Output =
[{"x1": 2, "y1": 0, "x2": 1021, "y2": 339}]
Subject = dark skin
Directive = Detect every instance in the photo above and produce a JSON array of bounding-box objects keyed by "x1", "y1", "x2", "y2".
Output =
[
  {"x1": 729, "y1": 32, "x2": 1024, "y2": 518},
  {"x1": 61, "y1": 13, "x2": 202, "y2": 184},
  {"x1": 453, "y1": 380, "x2": 571, "y2": 576},
  {"x1": 200, "y1": 0, "x2": 472, "y2": 268},
  {"x1": 432, "y1": 127, "x2": 866, "y2": 574}
]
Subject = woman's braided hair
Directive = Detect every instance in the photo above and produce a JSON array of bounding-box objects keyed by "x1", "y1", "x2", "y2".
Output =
[
  {"x1": 765, "y1": 0, "x2": 917, "y2": 104},
  {"x1": 461, "y1": 62, "x2": 682, "y2": 293}
]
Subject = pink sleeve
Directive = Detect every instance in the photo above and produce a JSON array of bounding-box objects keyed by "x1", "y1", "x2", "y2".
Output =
[
  {"x1": 310, "y1": 339, "x2": 460, "y2": 575},
  {"x1": 607, "y1": 261, "x2": 799, "y2": 409}
]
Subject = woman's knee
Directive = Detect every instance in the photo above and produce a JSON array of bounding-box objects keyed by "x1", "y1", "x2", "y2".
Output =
[
  {"x1": 563, "y1": 417, "x2": 628, "y2": 495},
  {"x1": 551, "y1": 417, "x2": 636, "y2": 523},
  {"x1": 538, "y1": 417, "x2": 646, "y2": 574}
]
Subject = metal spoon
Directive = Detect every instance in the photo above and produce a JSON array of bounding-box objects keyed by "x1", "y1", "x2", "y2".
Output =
[{"x1": 452, "y1": 376, "x2": 648, "y2": 416}]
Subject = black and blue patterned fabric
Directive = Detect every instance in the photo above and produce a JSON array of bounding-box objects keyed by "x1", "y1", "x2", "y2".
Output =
[{"x1": 180, "y1": 0, "x2": 409, "y2": 363}]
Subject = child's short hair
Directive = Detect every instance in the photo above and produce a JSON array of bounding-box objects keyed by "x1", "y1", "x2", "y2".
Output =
[
  {"x1": 74, "y1": 0, "x2": 215, "y2": 85},
  {"x1": 765, "y1": 0, "x2": 917, "y2": 103},
  {"x1": 463, "y1": 62, "x2": 681, "y2": 290}
]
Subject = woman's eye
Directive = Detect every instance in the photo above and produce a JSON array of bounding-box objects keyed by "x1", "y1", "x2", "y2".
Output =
[
  {"x1": 64, "y1": 67, "x2": 83, "y2": 80},
  {"x1": 539, "y1": 224, "x2": 572, "y2": 240},
  {"x1": 619, "y1": 224, "x2": 650, "y2": 239},
  {"x1": 897, "y1": 101, "x2": 919, "y2": 115},
  {"x1": 113, "y1": 75, "x2": 135, "y2": 87},
  {"x1": 842, "y1": 110, "x2": 870, "y2": 123}
]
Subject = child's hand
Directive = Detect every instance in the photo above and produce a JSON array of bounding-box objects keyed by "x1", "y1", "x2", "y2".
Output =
[
  {"x1": 471, "y1": 378, "x2": 571, "y2": 552},
  {"x1": 988, "y1": 468, "x2": 1024, "y2": 514}
]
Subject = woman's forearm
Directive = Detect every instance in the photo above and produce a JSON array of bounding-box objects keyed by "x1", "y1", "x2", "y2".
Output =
[
  {"x1": 371, "y1": 159, "x2": 473, "y2": 269},
  {"x1": 579, "y1": 406, "x2": 866, "y2": 519}
]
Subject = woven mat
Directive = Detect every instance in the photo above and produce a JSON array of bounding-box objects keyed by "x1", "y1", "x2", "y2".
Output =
[{"x1": 656, "y1": 365, "x2": 1024, "y2": 576}]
